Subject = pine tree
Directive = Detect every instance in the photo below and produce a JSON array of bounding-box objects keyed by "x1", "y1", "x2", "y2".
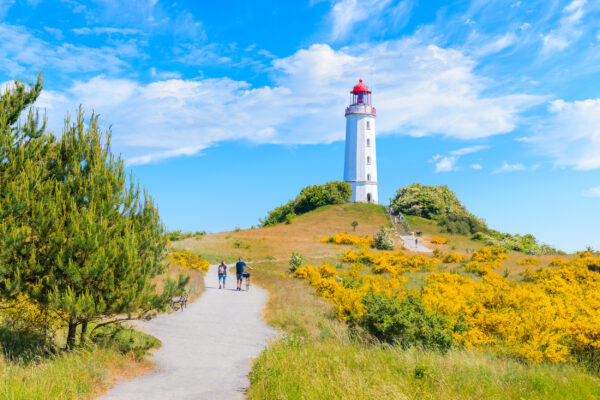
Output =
[{"x1": 0, "y1": 79, "x2": 187, "y2": 348}]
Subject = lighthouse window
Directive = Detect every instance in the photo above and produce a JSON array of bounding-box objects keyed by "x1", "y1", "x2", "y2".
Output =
[
  {"x1": 366, "y1": 138, "x2": 371, "y2": 147},
  {"x1": 367, "y1": 156, "x2": 371, "y2": 165},
  {"x1": 366, "y1": 121, "x2": 371, "y2": 130},
  {"x1": 367, "y1": 174, "x2": 371, "y2": 181}
]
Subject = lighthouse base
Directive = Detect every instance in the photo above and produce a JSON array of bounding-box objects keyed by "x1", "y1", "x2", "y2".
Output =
[{"x1": 348, "y1": 181, "x2": 378, "y2": 204}]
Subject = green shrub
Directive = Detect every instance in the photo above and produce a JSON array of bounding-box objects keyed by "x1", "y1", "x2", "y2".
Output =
[
  {"x1": 261, "y1": 181, "x2": 351, "y2": 226},
  {"x1": 285, "y1": 213, "x2": 295, "y2": 224},
  {"x1": 471, "y1": 230, "x2": 560, "y2": 255},
  {"x1": 357, "y1": 293, "x2": 453, "y2": 351},
  {"x1": 91, "y1": 325, "x2": 161, "y2": 357},
  {"x1": 373, "y1": 227, "x2": 394, "y2": 250},
  {"x1": 289, "y1": 252, "x2": 304, "y2": 273},
  {"x1": 390, "y1": 184, "x2": 487, "y2": 235}
]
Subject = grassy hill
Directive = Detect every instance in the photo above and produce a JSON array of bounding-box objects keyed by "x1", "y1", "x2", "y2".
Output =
[{"x1": 173, "y1": 203, "x2": 599, "y2": 400}]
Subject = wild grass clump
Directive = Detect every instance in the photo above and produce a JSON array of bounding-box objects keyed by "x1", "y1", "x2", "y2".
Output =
[
  {"x1": 249, "y1": 337, "x2": 600, "y2": 400},
  {"x1": 0, "y1": 345, "x2": 150, "y2": 400}
]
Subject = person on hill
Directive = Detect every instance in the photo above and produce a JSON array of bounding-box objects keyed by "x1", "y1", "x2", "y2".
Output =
[
  {"x1": 218, "y1": 261, "x2": 227, "y2": 289},
  {"x1": 235, "y1": 258, "x2": 253, "y2": 291}
]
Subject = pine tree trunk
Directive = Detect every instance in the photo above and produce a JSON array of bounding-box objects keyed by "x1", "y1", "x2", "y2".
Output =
[
  {"x1": 80, "y1": 321, "x2": 88, "y2": 344},
  {"x1": 66, "y1": 322, "x2": 77, "y2": 349}
]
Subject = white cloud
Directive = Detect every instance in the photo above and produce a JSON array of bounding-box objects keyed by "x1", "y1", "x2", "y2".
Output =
[
  {"x1": 583, "y1": 186, "x2": 600, "y2": 197},
  {"x1": 37, "y1": 40, "x2": 540, "y2": 164},
  {"x1": 540, "y1": 0, "x2": 587, "y2": 53},
  {"x1": 470, "y1": 163, "x2": 483, "y2": 170},
  {"x1": 0, "y1": 23, "x2": 136, "y2": 76},
  {"x1": 494, "y1": 162, "x2": 526, "y2": 173},
  {"x1": 328, "y1": 0, "x2": 412, "y2": 41},
  {"x1": 528, "y1": 98, "x2": 600, "y2": 170},
  {"x1": 72, "y1": 27, "x2": 141, "y2": 35},
  {"x1": 150, "y1": 67, "x2": 182, "y2": 80},
  {"x1": 330, "y1": 0, "x2": 389, "y2": 40},
  {"x1": 449, "y1": 145, "x2": 488, "y2": 156},
  {"x1": 435, "y1": 156, "x2": 457, "y2": 172},
  {"x1": 472, "y1": 33, "x2": 517, "y2": 56}
]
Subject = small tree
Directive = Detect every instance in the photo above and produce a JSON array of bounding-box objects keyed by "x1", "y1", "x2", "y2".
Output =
[
  {"x1": 0, "y1": 103, "x2": 187, "y2": 348},
  {"x1": 289, "y1": 252, "x2": 304, "y2": 273},
  {"x1": 351, "y1": 220, "x2": 358, "y2": 231},
  {"x1": 374, "y1": 226, "x2": 394, "y2": 250}
]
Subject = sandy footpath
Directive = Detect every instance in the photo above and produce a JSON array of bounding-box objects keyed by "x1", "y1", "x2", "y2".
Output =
[{"x1": 100, "y1": 264, "x2": 279, "y2": 400}]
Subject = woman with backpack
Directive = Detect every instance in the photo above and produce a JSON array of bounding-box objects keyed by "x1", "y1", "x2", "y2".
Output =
[{"x1": 218, "y1": 261, "x2": 227, "y2": 289}]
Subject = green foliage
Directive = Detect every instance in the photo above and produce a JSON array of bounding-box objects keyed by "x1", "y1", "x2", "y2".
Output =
[
  {"x1": 91, "y1": 325, "x2": 161, "y2": 357},
  {"x1": 471, "y1": 230, "x2": 560, "y2": 255},
  {"x1": 373, "y1": 226, "x2": 394, "y2": 250},
  {"x1": 0, "y1": 325, "x2": 56, "y2": 362},
  {"x1": 285, "y1": 213, "x2": 295, "y2": 224},
  {"x1": 289, "y1": 252, "x2": 304, "y2": 273},
  {"x1": 0, "y1": 78, "x2": 186, "y2": 348},
  {"x1": 261, "y1": 181, "x2": 352, "y2": 226},
  {"x1": 390, "y1": 184, "x2": 487, "y2": 235},
  {"x1": 357, "y1": 293, "x2": 453, "y2": 351},
  {"x1": 351, "y1": 220, "x2": 359, "y2": 231},
  {"x1": 167, "y1": 230, "x2": 205, "y2": 241}
]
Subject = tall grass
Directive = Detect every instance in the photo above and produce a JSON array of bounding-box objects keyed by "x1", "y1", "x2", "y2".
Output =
[
  {"x1": 0, "y1": 346, "x2": 150, "y2": 400},
  {"x1": 249, "y1": 337, "x2": 600, "y2": 400}
]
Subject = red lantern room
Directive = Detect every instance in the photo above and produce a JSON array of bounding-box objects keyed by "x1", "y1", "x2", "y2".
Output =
[
  {"x1": 350, "y1": 79, "x2": 371, "y2": 105},
  {"x1": 345, "y1": 79, "x2": 376, "y2": 116}
]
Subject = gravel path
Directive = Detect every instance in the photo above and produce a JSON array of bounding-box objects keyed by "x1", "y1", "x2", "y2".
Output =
[
  {"x1": 400, "y1": 235, "x2": 432, "y2": 252},
  {"x1": 100, "y1": 264, "x2": 279, "y2": 400}
]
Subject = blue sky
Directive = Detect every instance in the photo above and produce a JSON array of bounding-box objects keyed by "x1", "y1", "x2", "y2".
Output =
[{"x1": 1, "y1": 0, "x2": 599, "y2": 252}]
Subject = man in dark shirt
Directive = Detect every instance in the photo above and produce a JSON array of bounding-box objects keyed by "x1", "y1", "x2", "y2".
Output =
[{"x1": 235, "y1": 257, "x2": 253, "y2": 291}]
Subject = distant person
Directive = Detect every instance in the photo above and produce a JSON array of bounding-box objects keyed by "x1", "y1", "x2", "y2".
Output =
[
  {"x1": 217, "y1": 261, "x2": 227, "y2": 289},
  {"x1": 415, "y1": 238, "x2": 419, "y2": 246},
  {"x1": 235, "y1": 258, "x2": 253, "y2": 291}
]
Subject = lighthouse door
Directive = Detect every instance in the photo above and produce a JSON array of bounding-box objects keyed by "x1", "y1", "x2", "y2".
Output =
[{"x1": 367, "y1": 193, "x2": 372, "y2": 203}]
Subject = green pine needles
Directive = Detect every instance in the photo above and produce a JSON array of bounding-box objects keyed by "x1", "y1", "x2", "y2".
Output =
[{"x1": 0, "y1": 77, "x2": 187, "y2": 348}]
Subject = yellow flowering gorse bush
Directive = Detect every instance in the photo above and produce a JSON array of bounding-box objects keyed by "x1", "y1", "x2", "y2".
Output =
[
  {"x1": 169, "y1": 251, "x2": 210, "y2": 273},
  {"x1": 442, "y1": 253, "x2": 466, "y2": 263},
  {"x1": 430, "y1": 236, "x2": 448, "y2": 244},
  {"x1": 471, "y1": 246, "x2": 509, "y2": 262},
  {"x1": 518, "y1": 257, "x2": 542, "y2": 266},
  {"x1": 291, "y1": 246, "x2": 600, "y2": 366},
  {"x1": 320, "y1": 233, "x2": 375, "y2": 247}
]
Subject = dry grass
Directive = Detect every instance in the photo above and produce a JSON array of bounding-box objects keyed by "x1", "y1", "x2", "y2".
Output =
[{"x1": 173, "y1": 203, "x2": 390, "y2": 263}]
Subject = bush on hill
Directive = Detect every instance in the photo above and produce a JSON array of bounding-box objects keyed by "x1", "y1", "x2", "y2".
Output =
[
  {"x1": 357, "y1": 293, "x2": 454, "y2": 351},
  {"x1": 373, "y1": 227, "x2": 394, "y2": 250},
  {"x1": 390, "y1": 184, "x2": 487, "y2": 235},
  {"x1": 471, "y1": 231, "x2": 560, "y2": 255},
  {"x1": 391, "y1": 184, "x2": 561, "y2": 254},
  {"x1": 261, "y1": 181, "x2": 351, "y2": 226}
]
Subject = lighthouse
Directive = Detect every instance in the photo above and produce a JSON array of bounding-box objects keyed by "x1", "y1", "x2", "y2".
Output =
[{"x1": 344, "y1": 79, "x2": 378, "y2": 204}]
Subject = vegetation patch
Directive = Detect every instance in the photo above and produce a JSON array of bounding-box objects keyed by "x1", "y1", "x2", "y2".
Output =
[
  {"x1": 320, "y1": 232, "x2": 374, "y2": 246},
  {"x1": 390, "y1": 184, "x2": 487, "y2": 235},
  {"x1": 261, "y1": 181, "x2": 351, "y2": 226},
  {"x1": 292, "y1": 246, "x2": 600, "y2": 367}
]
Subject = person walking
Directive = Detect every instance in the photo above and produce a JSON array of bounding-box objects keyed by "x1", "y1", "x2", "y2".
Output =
[
  {"x1": 217, "y1": 261, "x2": 227, "y2": 289},
  {"x1": 235, "y1": 258, "x2": 253, "y2": 291}
]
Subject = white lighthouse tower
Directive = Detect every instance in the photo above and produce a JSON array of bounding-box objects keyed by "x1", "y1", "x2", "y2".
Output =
[{"x1": 344, "y1": 79, "x2": 378, "y2": 203}]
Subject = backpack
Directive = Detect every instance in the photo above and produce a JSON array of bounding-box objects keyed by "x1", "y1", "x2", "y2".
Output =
[{"x1": 218, "y1": 264, "x2": 226, "y2": 274}]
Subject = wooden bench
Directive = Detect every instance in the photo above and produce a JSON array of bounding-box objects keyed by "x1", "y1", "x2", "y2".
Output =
[{"x1": 170, "y1": 293, "x2": 188, "y2": 311}]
